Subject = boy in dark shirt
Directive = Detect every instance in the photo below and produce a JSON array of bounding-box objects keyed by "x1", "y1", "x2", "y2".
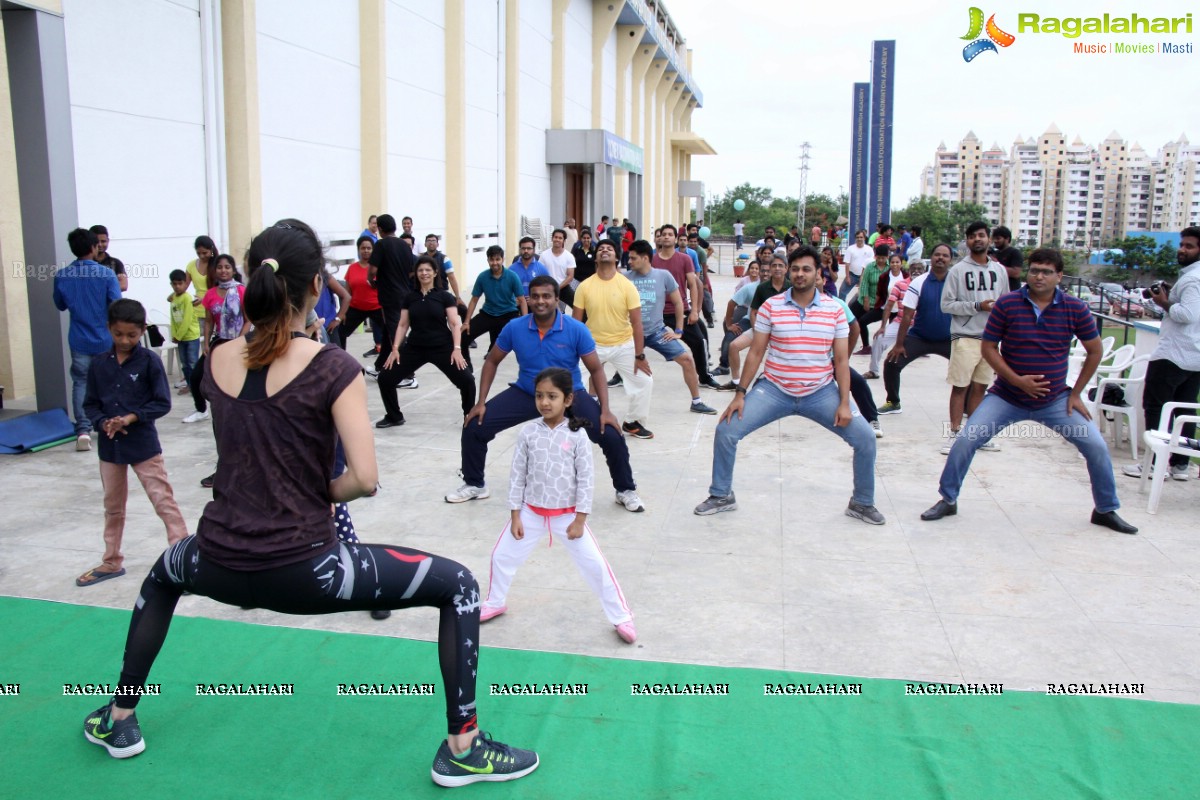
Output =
[{"x1": 77, "y1": 299, "x2": 188, "y2": 586}]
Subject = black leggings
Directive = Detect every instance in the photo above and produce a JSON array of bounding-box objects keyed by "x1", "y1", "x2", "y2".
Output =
[
  {"x1": 112, "y1": 536, "x2": 481, "y2": 735},
  {"x1": 338, "y1": 307, "x2": 385, "y2": 350},
  {"x1": 378, "y1": 342, "x2": 476, "y2": 419}
]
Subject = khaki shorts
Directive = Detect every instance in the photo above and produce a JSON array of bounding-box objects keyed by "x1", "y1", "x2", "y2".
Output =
[{"x1": 946, "y1": 337, "x2": 994, "y2": 387}]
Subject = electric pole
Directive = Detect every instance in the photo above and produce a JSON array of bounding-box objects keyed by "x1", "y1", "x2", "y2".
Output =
[{"x1": 797, "y1": 142, "x2": 811, "y2": 233}]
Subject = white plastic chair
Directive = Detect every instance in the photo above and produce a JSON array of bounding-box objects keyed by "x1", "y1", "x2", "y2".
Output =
[
  {"x1": 1090, "y1": 355, "x2": 1150, "y2": 459},
  {"x1": 1067, "y1": 338, "x2": 1125, "y2": 389},
  {"x1": 1138, "y1": 401, "x2": 1200, "y2": 514},
  {"x1": 144, "y1": 309, "x2": 179, "y2": 379}
]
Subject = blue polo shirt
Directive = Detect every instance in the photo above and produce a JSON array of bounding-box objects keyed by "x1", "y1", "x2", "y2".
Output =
[
  {"x1": 471, "y1": 267, "x2": 524, "y2": 316},
  {"x1": 983, "y1": 286, "x2": 1097, "y2": 410},
  {"x1": 494, "y1": 311, "x2": 595, "y2": 395},
  {"x1": 508, "y1": 259, "x2": 549, "y2": 296},
  {"x1": 52, "y1": 259, "x2": 122, "y2": 354},
  {"x1": 906, "y1": 272, "x2": 952, "y2": 342}
]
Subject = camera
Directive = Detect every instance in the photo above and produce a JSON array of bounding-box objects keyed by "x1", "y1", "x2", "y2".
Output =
[{"x1": 1142, "y1": 281, "x2": 1171, "y2": 299}]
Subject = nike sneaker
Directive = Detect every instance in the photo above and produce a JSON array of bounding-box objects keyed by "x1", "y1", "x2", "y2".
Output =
[
  {"x1": 83, "y1": 703, "x2": 145, "y2": 759},
  {"x1": 431, "y1": 730, "x2": 539, "y2": 787}
]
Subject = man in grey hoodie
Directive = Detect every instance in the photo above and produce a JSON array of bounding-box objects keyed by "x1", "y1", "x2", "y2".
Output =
[{"x1": 939, "y1": 221, "x2": 1010, "y2": 452}]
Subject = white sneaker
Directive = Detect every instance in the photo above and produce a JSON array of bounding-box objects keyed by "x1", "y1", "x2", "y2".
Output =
[
  {"x1": 75, "y1": 434, "x2": 91, "y2": 451},
  {"x1": 182, "y1": 409, "x2": 210, "y2": 423},
  {"x1": 1122, "y1": 463, "x2": 1144, "y2": 478},
  {"x1": 870, "y1": 419, "x2": 882, "y2": 438},
  {"x1": 940, "y1": 432, "x2": 960, "y2": 456},
  {"x1": 398, "y1": 377, "x2": 419, "y2": 390},
  {"x1": 615, "y1": 489, "x2": 645, "y2": 512},
  {"x1": 445, "y1": 484, "x2": 489, "y2": 503},
  {"x1": 1170, "y1": 463, "x2": 1191, "y2": 482},
  {"x1": 173, "y1": 379, "x2": 188, "y2": 389},
  {"x1": 979, "y1": 439, "x2": 1001, "y2": 452}
]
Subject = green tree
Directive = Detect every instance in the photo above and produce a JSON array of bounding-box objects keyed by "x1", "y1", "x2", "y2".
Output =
[
  {"x1": 891, "y1": 197, "x2": 990, "y2": 253},
  {"x1": 1152, "y1": 242, "x2": 1180, "y2": 279},
  {"x1": 1107, "y1": 236, "x2": 1158, "y2": 283}
]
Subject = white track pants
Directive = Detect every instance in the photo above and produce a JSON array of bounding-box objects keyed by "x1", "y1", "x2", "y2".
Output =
[
  {"x1": 597, "y1": 340, "x2": 653, "y2": 425},
  {"x1": 483, "y1": 505, "x2": 633, "y2": 625}
]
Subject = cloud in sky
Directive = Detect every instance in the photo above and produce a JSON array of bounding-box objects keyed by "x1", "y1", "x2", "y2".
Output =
[{"x1": 671, "y1": 0, "x2": 1192, "y2": 208}]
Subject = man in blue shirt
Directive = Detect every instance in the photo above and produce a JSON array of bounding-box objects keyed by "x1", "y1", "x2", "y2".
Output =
[
  {"x1": 462, "y1": 244, "x2": 527, "y2": 359},
  {"x1": 508, "y1": 236, "x2": 548, "y2": 296},
  {"x1": 53, "y1": 227, "x2": 122, "y2": 450},
  {"x1": 446, "y1": 275, "x2": 644, "y2": 512},
  {"x1": 922, "y1": 248, "x2": 1136, "y2": 534},
  {"x1": 879, "y1": 243, "x2": 955, "y2": 418}
]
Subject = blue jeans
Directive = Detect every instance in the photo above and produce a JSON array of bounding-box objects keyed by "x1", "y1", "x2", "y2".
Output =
[
  {"x1": 838, "y1": 271, "x2": 860, "y2": 301},
  {"x1": 938, "y1": 393, "x2": 1120, "y2": 512},
  {"x1": 176, "y1": 338, "x2": 200, "y2": 384},
  {"x1": 709, "y1": 379, "x2": 876, "y2": 505},
  {"x1": 69, "y1": 350, "x2": 93, "y2": 435}
]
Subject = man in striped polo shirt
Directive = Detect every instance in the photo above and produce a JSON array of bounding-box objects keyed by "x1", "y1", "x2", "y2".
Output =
[
  {"x1": 922, "y1": 248, "x2": 1137, "y2": 534},
  {"x1": 695, "y1": 246, "x2": 884, "y2": 524}
]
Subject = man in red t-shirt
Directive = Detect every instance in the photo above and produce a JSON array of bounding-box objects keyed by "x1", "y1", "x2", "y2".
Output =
[{"x1": 652, "y1": 224, "x2": 718, "y2": 388}]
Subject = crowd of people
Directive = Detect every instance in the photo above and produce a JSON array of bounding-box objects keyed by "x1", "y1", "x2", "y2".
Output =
[{"x1": 50, "y1": 214, "x2": 1200, "y2": 786}]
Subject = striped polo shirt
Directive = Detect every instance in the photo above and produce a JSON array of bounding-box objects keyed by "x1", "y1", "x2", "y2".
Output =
[
  {"x1": 755, "y1": 290, "x2": 848, "y2": 397},
  {"x1": 982, "y1": 286, "x2": 1098, "y2": 410}
]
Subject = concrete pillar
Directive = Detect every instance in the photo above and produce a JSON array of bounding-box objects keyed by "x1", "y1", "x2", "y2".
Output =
[
  {"x1": 221, "y1": 0, "x2": 263, "y2": 255},
  {"x1": 359, "y1": 0, "x2": 387, "y2": 224},
  {"x1": 444, "y1": 0, "x2": 466, "y2": 273}
]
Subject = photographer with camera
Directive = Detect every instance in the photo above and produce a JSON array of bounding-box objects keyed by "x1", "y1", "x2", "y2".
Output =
[{"x1": 1123, "y1": 227, "x2": 1200, "y2": 481}]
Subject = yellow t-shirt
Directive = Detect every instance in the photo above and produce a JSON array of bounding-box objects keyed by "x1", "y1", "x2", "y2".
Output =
[
  {"x1": 170, "y1": 291, "x2": 201, "y2": 342},
  {"x1": 572, "y1": 273, "x2": 641, "y2": 346},
  {"x1": 186, "y1": 259, "x2": 208, "y2": 294}
]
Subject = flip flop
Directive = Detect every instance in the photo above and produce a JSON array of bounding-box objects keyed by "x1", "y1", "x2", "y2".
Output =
[{"x1": 76, "y1": 567, "x2": 126, "y2": 587}]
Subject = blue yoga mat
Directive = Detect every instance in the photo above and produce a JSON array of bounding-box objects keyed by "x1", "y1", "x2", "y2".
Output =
[{"x1": 0, "y1": 408, "x2": 75, "y2": 454}]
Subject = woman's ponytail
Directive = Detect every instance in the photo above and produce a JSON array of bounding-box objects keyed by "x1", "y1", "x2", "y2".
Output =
[{"x1": 243, "y1": 219, "x2": 325, "y2": 369}]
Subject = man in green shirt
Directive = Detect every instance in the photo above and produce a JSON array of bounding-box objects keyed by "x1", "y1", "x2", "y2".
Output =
[{"x1": 851, "y1": 244, "x2": 888, "y2": 353}]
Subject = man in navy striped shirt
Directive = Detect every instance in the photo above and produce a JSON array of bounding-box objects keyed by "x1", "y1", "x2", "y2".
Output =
[{"x1": 922, "y1": 248, "x2": 1137, "y2": 534}]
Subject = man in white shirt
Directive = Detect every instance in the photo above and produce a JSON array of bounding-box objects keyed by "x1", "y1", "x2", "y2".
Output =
[
  {"x1": 733, "y1": 220, "x2": 745, "y2": 250},
  {"x1": 540, "y1": 228, "x2": 576, "y2": 310},
  {"x1": 906, "y1": 225, "x2": 925, "y2": 267},
  {"x1": 839, "y1": 229, "x2": 874, "y2": 301}
]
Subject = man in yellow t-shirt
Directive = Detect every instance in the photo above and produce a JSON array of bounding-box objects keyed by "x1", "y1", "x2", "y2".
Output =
[{"x1": 572, "y1": 240, "x2": 655, "y2": 438}]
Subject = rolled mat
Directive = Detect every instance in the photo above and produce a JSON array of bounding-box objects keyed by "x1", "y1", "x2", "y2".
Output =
[{"x1": 0, "y1": 408, "x2": 75, "y2": 454}]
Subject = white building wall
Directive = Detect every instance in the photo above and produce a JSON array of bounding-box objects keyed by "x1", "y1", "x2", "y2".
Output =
[
  {"x1": 561, "y1": 0, "x2": 591, "y2": 129},
  {"x1": 385, "y1": 0, "x2": 447, "y2": 235},
  {"x1": 463, "y1": 0, "x2": 502, "y2": 278},
  {"x1": 63, "y1": 0, "x2": 210, "y2": 324},
  {"x1": 257, "y1": 0, "x2": 361, "y2": 245},
  {"x1": 518, "y1": 0, "x2": 552, "y2": 230},
  {"x1": 600, "y1": 25, "x2": 617, "y2": 133}
]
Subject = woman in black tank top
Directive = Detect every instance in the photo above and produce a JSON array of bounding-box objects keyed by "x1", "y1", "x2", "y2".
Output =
[{"x1": 81, "y1": 219, "x2": 539, "y2": 788}]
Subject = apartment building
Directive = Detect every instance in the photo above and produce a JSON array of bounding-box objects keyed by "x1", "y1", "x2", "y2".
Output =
[{"x1": 919, "y1": 127, "x2": 1199, "y2": 247}]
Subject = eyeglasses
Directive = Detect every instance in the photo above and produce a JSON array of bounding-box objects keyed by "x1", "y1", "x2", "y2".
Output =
[{"x1": 1027, "y1": 268, "x2": 1058, "y2": 277}]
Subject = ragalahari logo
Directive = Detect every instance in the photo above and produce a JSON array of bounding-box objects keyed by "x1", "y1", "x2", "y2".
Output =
[{"x1": 961, "y1": 8, "x2": 1016, "y2": 61}]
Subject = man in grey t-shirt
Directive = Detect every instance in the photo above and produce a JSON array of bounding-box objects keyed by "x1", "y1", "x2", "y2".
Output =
[{"x1": 624, "y1": 239, "x2": 715, "y2": 415}]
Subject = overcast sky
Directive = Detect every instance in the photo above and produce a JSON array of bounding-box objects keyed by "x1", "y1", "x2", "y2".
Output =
[{"x1": 671, "y1": 0, "x2": 1192, "y2": 210}]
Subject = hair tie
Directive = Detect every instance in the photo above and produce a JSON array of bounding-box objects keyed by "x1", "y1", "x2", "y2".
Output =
[{"x1": 262, "y1": 258, "x2": 280, "y2": 273}]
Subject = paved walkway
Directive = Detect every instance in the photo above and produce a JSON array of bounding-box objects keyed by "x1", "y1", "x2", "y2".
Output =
[{"x1": 3, "y1": 271, "x2": 1198, "y2": 704}]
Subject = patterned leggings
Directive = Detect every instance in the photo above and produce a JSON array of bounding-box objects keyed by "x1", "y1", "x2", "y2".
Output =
[{"x1": 112, "y1": 536, "x2": 482, "y2": 735}]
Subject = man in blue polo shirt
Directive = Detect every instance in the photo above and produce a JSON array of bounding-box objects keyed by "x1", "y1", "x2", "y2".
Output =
[
  {"x1": 53, "y1": 227, "x2": 122, "y2": 451},
  {"x1": 922, "y1": 248, "x2": 1136, "y2": 534},
  {"x1": 508, "y1": 236, "x2": 548, "y2": 296},
  {"x1": 880, "y1": 243, "x2": 955, "y2": 419},
  {"x1": 462, "y1": 244, "x2": 526, "y2": 360},
  {"x1": 446, "y1": 275, "x2": 645, "y2": 512}
]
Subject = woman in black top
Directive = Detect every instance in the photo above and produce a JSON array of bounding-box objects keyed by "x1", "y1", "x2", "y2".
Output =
[
  {"x1": 375, "y1": 256, "x2": 475, "y2": 428},
  {"x1": 81, "y1": 220, "x2": 538, "y2": 788}
]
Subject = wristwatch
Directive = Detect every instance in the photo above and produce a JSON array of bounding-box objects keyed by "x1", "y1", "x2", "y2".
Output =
[
  {"x1": 674, "y1": 328, "x2": 683, "y2": 334},
  {"x1": 734, "y1": 385, "x2": 748, "y2": 394},
  {"x1": 635, "y1": 353, "x2": 646, "y2": 360}
]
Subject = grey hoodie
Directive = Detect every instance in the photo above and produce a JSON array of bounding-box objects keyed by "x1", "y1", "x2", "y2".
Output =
[{"x1": 941, "y1": 255, "x2": 1008, "y2": 338}]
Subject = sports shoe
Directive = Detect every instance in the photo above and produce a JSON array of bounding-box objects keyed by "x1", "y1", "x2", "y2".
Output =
[
  {"x1": 182, "y1": 409, "x2": 210, "y2": 423},
  {"x1": 480, "y1": 605, "x2": 506, "y2": 623},
  {"x1": 711, "y1": 366, "x2": 731, "y2": 376},
  {"x1": 398, "y1": 377, "x2": 419, "y2": 389},
  {"x1": 700, "y1": 377, "x2": 724, "y2": 390},
  {"x1": 363, "y1": 347, "x2": 379, "y2": 358},
  {"x1": 607, "y1": 373, "x2": 623, "y2": 387},
  {"x1": 200, "y1": 472, "x2": 215, "y2": 489},
  {"x1": 877, "y1": 401, "x2": 902, "y2": 415},
  {"x1": 615, "y1": 490, "x2": 645, "y2": 512},
  {"x1": 1122, "y1": 463, "x2": 1144, "y2": 478},
  {"x1": 715, "y1": 381, "x2": 738, "y2": 391},
  {"x1": 845, "y1": 501, "x2": 886, "y2": 525},
  {"x1": 978, "y1": 439, "x2": 1001, "y2": 452},
  {"x1": 173, "y1": 379, "x2": 188, "y2": 389},
  {"x1": 622, "y1": 421, "x2": 654, "y2": 439},
  {"x1": 363, "y1": 368, "x2": 379, "y2": 380},
  {"x1": 940, "y1": 432, "x2": 960, "y2": 456},
  {"x1": 689, "y1": 400, "x2": 717, "y2": 415},
  {"x1": 694, "y1": 494, "x2": 737, "y2": 515},
  {"x1": 430, "y1": 730, "x2": 539, "y2": 788},
  {"x1": 83, "y1": 704, "x2": 145, "y2": 759},
  {"x1": 446, "y1": 484, "x2": 490, "y2": 503},
  {"x1": 1171, "y1": 463, "x2": 1191, "y2": 481},
  {"x1": 615, "y1": 621, "x2": 638, "y2": 643},
  {"x1": 76, "y1": 433, "x2": 91, "y2": 451},
  {"x1": 870, "y1": 419, "x2": 882, "y2": 438}
]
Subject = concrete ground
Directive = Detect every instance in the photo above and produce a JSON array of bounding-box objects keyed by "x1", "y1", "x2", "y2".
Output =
[{"x1": 3, "y1": 270, "x2": 1198, "y2": 704}]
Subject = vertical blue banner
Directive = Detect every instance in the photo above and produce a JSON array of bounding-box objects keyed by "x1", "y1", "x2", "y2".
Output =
[
  {"x1": 849, "y1": 82, "x2": 869, "y2": 237},
  {"x1": 868, "y1": 40, "x2": 895, "y2": 230}
]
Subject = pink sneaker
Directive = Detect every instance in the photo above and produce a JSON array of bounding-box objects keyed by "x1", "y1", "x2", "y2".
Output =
[
  {"x1": 615, "y1": 621, "x2": 637, "y2": 644},
  {"x1": 479, "y1": 605, "x2": 506, "y2": 623}
]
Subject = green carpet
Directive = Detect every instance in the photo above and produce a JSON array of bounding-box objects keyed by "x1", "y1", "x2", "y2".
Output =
[{"x1": 2, "y1": 597, "x2": 1197, "y2": 799}]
